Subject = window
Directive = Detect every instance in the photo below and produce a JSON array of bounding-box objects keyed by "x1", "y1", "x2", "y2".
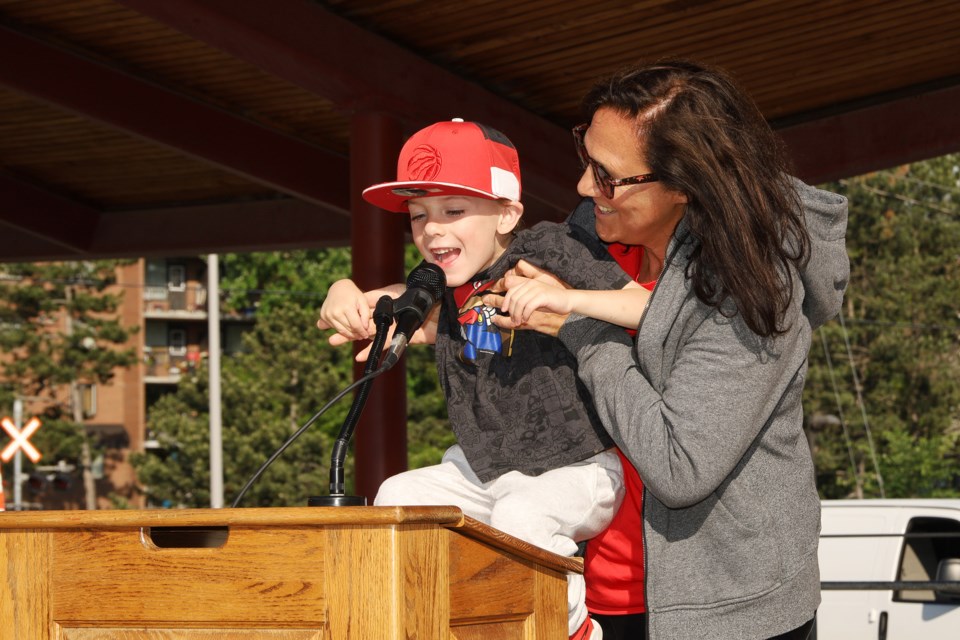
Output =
[
  {"x1": 896, "y1": 516, "x2": 960, "y2": 603},
  {"x1": 78, "y1": 383, "x2": 97, "y2": 418},
  {"x1": 145, "y1": 259, "x2": 168, "y2": 300},
  {"x1": 168, "y1": 328, "x2": 187, "y2": 357},
  {"x1": 167, "y1": 264, "x2": 186, "y2": 292}
]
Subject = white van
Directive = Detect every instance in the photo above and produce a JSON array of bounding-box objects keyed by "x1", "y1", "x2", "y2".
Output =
[{"x1": 817, "y1": 499, "x2": 960, "y2": 639}]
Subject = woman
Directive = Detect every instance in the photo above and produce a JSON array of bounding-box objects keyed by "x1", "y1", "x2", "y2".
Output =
[{"x1": 492, "y1": 60, "x2": 849, "y2": 639}]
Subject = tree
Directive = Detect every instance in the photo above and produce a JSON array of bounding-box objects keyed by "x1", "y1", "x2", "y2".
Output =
[
  {"x1": 0, "y1": 261, "x2": 137, "y2": 509},
  {"x1": 804, "y1": 154, "x2": 960, "y2": 498},
  {"x1": 218, "y1": 249, "x2": 351, "y2": 314}
]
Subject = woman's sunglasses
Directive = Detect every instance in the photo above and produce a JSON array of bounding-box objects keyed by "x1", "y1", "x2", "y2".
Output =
[{"x1": 572, "y1": 124, "x2": 659, "y2": 199}]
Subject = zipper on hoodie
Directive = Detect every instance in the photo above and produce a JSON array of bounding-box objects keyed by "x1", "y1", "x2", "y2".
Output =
[{"x1": 636, "y1": 226, "x2": 689, "y2": 629}]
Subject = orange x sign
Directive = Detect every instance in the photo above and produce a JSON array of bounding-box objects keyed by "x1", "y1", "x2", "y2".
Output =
[{"x1": 1, "y1": 416, "x2": 42, "y2": 463}]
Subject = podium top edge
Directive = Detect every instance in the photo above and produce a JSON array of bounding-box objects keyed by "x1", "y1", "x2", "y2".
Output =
[{"x1": 0, "y1": 505, "x2": 465, "y2": 529}]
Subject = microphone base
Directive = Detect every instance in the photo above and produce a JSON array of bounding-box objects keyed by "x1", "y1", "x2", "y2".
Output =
[{"x1": 308, "y1": 494, "x2": 367, "y2": 507}]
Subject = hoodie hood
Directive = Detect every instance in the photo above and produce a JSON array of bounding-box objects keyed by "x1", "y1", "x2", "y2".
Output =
[{"x1": 790, "y1": 176, "x2": 849, "y2": 329}]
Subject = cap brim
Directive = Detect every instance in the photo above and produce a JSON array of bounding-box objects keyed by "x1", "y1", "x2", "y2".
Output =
[{"x1": 362, "y1": 181, "x2": 502, "y2": 213}]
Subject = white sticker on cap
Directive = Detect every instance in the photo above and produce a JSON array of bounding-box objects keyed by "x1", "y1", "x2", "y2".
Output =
[{"x1": 490, "y1": 167, "x2": 520, "y2": 201}]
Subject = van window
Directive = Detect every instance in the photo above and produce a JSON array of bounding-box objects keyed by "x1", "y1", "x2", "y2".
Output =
[{"x1": 895, "y1": 516, "x2": 960, "y2": 602}]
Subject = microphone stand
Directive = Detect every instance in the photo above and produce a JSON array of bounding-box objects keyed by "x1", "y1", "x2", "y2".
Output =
[{"x1": 309, "y1": 295, "x2": 395, "y2": 507}]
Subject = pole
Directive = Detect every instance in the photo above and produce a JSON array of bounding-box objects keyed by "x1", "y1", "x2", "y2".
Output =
[
  {"x1": 13, "y1": 398, "x2": 22, "y2": 511},
  {"x1": 349, "y1": 112, "x2": 406, "y2": 500},
  {"x1": 208, "y1": 254, "x2": 224, "y2": 508}
]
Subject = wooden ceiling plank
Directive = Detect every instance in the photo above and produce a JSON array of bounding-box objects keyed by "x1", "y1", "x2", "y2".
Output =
[
  {"x1": 428, "y1": 1, "x2": 771, "y2": 78},
  {"x1": 341, "y1": 0, "x2": 682, "y2": 51},
  {"x1": 721, "y1": 9, "x2": 960, "y2": 93},
  {"x1": 466, "y1": 0, "x2": 787, "y2": 76},
  {"x1": 748, "y1": 38, "x2": 960, "y2": 117},
  {"x1": 487, "y1": 0, "x2": 945, "y2": 101},
  {"x1": 506, "y1": 0, "x2": 941, "y2": 92},
  {"x1": 0, "y1": 21, "x2": 351, "y2": 214},
  {"x1": 489, "y1": 2, "x2": 960, "y2": 125}
]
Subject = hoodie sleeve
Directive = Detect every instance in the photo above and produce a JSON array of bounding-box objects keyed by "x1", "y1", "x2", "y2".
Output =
[
  {"x1": 558, "y1": 299, "x2": 812, "y2": 508},
  {"x1": 792, "y1": 176, "x2": 849, "y2": 329}
]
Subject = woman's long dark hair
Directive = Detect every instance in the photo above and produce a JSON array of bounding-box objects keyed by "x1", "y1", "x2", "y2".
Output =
[{"x1": 582, "y1": 60, "x2": 810, "y2": 337}]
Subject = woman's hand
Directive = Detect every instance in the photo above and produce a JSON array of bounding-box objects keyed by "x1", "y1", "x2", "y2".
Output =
[{"x1": 497, "y1": 261, "x2": 575, "y2": 324}]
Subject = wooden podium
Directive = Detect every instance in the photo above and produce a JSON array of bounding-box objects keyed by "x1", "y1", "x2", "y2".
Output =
[{"x1": 0, "y1": 506, "x2": 580, "y2": 639}]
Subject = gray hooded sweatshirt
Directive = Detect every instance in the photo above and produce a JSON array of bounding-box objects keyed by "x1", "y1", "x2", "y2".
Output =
[{"x1": 560, "y1": 178, "x2": 849, "y2": 639}]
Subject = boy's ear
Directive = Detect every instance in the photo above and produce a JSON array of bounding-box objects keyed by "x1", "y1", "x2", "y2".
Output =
[{"x1": 497, "y1": 200, "x2": 524, "y2": 235}]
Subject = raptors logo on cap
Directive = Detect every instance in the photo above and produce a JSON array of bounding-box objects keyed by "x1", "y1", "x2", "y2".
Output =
[{"x1": 407, "y1": 145, "x2": 442, "y2": 181}]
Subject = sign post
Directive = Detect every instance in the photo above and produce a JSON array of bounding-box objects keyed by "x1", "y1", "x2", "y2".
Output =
[{"x1": 1, "y1": 399, "x2": 42, "y2": 511}]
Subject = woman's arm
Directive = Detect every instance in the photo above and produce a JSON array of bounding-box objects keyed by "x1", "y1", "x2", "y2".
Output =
[
  {"x1": 502, "y1": 276, "x2": 649, "y2": 328},
  {"x1": 558, "y1": 302, "x2": 810, "y2": 508},
  {"x1": 487, "y1": 259, "x2": 650, "y2": 330}
]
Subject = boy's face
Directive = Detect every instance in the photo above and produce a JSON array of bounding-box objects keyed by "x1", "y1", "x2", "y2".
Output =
[{"x1": 407, "y1": 195, "x2": 522, "y2": 288}]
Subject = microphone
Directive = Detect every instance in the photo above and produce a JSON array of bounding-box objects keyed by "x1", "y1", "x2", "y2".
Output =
[{"x1": 380, "y1": 261, "x2": 446, "y2": 370}]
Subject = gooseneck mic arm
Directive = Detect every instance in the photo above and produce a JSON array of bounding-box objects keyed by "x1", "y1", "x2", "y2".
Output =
[
  {"x1": 313, "y1": 295, "x2": 395, "y2": 506},
  {"x1": 312, "y1": 262, "x2": 445, "y2": 506}
]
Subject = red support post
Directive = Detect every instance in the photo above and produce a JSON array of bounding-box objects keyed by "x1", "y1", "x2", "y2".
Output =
[{"x1": 349, "y1": 112, "x2": 407, "y2": 502}]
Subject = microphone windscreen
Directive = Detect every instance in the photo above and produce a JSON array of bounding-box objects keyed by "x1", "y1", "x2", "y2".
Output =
[{"x1": 405, "y1": 261, "x2": 446, "y2": 301}]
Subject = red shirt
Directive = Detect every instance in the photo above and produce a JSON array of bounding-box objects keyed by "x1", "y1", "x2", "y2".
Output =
[{"x1": 583, "y1": 242, "x2": 652, "y2": 615}]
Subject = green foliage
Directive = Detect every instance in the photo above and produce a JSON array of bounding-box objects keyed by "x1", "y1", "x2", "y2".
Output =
[
  {"x1": 805, "y1": 155, "x2": 960, "y2": 498},
  {"x1": 218, "y1": 249, "x2": 351, "y2": 315},
  {"x1": 878, "y1": 426, "x2": 958, "y2": 498},
  {"x1": 0, "y1": 261, "x2": 137, "y2": 470}
]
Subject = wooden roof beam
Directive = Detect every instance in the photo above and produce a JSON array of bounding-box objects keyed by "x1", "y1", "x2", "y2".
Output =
[
  {"x1": 0, "y1": 22, "x2": 350, "y2": 214},
  {"x1": 93, "y1": 199, "x2": 352, "y2": 257},
  {"x1": 0, "y1": 197, "x2": 349, "y2": 263},
  {"x1": 779, "y1": 82, "x2": 960, "y2": 184},
  {"x1": 0, "y1": 172, "x2": 99, "y2": 256},
  {"x1": 119, "y1": 0, "x2": 581, "y2": 220}
]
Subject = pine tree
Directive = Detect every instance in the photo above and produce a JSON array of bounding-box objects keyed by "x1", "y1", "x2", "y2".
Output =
[{"x1": 0, "y1": 261, "x2": 137, "y2": 509}]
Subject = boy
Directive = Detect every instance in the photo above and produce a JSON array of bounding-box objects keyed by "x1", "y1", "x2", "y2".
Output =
[{"x1": 319, "y1": 119, "x2": 650, "y2": 640}]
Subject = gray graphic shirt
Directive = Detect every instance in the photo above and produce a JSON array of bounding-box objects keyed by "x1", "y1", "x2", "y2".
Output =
[{"x1": 434, "y1": 221, "x2": 632, "y2": 482}]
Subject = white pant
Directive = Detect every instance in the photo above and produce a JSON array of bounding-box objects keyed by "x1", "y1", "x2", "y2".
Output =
[{"x1": 374, "y1": 444, "x2": 624, "y2": 636}]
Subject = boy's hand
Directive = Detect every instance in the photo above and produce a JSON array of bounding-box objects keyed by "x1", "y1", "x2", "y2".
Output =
[
  {"x1": 319, "y1": 280, "x2": 441, "y2": 361},
  {"x1": 335, "y1": 304, "x2": 441, "y2": 362},
  {"x1": 482, "y1": 260, "x2": 572, "y2": 336},
  {"x1": 317, "y1": 279, "x2": 373, "y2": 340}
]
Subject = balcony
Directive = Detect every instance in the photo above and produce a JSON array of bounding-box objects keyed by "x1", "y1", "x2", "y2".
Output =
[
  {"x1": 143, "y1": 346, "x2": 201, "y2": 383},
  {"x1": 144, "y1": 285, "x2": 209, "y2": 320}
]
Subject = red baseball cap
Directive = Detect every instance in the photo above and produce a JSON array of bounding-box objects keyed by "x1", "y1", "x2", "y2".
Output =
[{"x1": 362, "y1": 118, "x2": 522, "y2": 213}]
